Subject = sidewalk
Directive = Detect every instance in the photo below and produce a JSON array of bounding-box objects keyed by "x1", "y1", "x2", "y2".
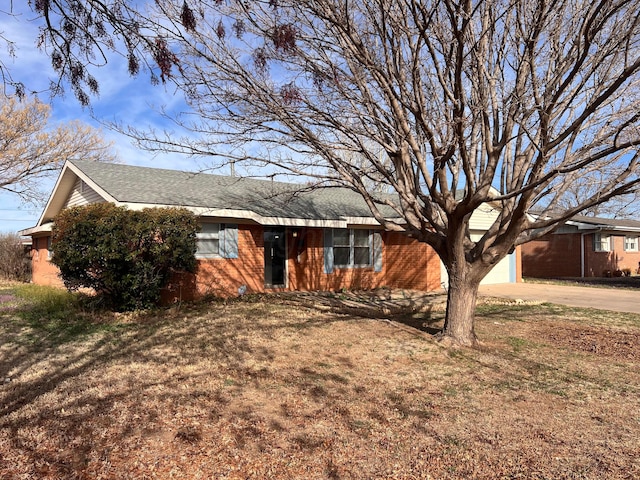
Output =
[{"x1": 479, "y1": 282, "x2": 640, "y2": 314}]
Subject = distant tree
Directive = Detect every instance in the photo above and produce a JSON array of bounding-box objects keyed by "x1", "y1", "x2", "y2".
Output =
[
  {"x1": 556, "y1": 179, "x2": 640, "y2": 219},
  {"x1": 0, "y1": 233, "x2": 31, "y2": 282},
  {"x1": 0, "y1": 93, "x2": 117, "y2": 203},
  {"x1": 6, "y1": 1, "x2": 640, "y2": 345},
  {"x1": 52, "y1": 204, "x2": 198, "y2": 311}
]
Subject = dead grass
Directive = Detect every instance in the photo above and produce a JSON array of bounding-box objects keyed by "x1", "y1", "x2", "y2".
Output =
[{"x1": 1, "y1": 284, "x2": 639, "y2": 479}]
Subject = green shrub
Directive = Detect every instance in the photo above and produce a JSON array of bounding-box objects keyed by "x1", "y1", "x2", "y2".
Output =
[
  {"x1": 52, "y1": 204, "x2": 198, "y2": 311},
  {"x1": 0, "y1": 233, "x2": 31, "y2": 282}
]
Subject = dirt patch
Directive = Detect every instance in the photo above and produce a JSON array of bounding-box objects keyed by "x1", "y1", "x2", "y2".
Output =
[{"x1": 531, "y1": 322, "x2": 640, "y2": 360}]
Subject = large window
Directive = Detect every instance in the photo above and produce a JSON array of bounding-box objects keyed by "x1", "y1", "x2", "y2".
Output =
[
  {"x1": 624, "y1": 236, "x2": 638, "y2": 252},
  {"x1": 593, "y1": 233, "x2": 611, "y2": 252},
  {"x1": 197, "y1": 223, "x2": 220, "y2": 257},
  {"x1": 333, "y1": 229, "x2": 371, "y2": 267}
]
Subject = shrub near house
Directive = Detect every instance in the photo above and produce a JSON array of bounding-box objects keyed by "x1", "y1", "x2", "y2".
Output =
[{"x1": 52, "y1": 204, "x2": 198, "y2": 310}]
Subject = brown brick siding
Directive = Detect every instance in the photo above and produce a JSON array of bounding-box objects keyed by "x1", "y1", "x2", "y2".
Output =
[
  {"x1": 515, "y1": 245, "x2": 523, "y2": 282},
  {"x1": 166, "y1": 227, "x2": 442, "y2": 300},
  {"x1": 30, "y1": 235, "x2": 64, "y2": 287},
  {"x1": 32, "y1": 225, "x2": 443, "y2": 302},
  {"x1": 522, "y1": 233, "x2": 582, "y2": 278},
  {"x1": 522, "y1": 232, "x2": 640, "y2": 278},
  {"x1": 382, "y1": 231, "x2": 441, "y2": 290},
  {"x1": 584, "y1": 234, "x2": 640, "y2": 277}
]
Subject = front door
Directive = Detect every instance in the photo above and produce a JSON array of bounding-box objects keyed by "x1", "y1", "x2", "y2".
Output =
[{"x1": 264, "y1": 228, "x2": 286, "y2": 287}]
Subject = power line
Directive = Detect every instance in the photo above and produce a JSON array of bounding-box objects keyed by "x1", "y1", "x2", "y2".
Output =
[{"x1": 0, "y1": 208, "x2": 40, "y2": 212}]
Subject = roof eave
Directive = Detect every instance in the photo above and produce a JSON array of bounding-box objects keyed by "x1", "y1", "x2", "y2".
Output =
[
  {"x1": 18, "y1": 223, "x2": 53, "y2": 236},
  {"x1": 118, "y1": 203, "x2": 393, "y2": 228}
]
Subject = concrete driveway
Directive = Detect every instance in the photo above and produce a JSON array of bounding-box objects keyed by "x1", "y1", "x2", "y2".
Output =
[{"x1": 478, "y1": 282, "x2": 640, "y2": 314}]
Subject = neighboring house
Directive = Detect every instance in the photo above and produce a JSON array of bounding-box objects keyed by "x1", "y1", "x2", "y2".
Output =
[
  {"x1": 20, "y1": 160, "x2": 520, "y2": 301},
  {"x1": 522, "y1": 215, "x2": 640, "y2": 278}
]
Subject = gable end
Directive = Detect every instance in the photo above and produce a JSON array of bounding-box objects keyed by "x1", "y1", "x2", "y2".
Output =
[{"x1": 63, "y1": 178, "x2": 106, "y2": 209}]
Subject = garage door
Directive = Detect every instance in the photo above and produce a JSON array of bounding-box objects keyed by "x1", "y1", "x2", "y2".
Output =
[
  {"x1": 480, "y1": 252, "x2": 513, "y2": 285},
  {"x1": 439, "y1": 235, "x2": 516, "y2": 287}
]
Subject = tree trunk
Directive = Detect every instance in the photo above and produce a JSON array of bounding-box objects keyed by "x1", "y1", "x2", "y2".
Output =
[{"x1": 440, "y1": 263, "x2": 481, "y2": 347}]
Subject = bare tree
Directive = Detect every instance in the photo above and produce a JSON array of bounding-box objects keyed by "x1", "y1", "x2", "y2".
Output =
[
  {"x1": 0, "y1": 93, "x2": 117, "y2": 203},
  {"x1": 0, "y1": 232, "x2": 31, "y2": 282},
  {"x1": 10, "y1": 0, "x2": 640, "y2": 345},
  {"x1": 556, "y1": 178, "x2": 640, "y2": 218}
]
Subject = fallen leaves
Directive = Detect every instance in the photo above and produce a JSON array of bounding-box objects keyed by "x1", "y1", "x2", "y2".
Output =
[{"x1": 1, "y1": 293, "x2": 639, "y2": 479}]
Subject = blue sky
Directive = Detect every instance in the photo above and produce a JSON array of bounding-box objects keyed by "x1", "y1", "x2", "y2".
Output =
[{"x1": 0, "y1": 6, "x2": 228, "y2": 234}]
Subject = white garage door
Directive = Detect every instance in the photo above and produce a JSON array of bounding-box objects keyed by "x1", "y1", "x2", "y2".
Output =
[
  {"x1": 440, "y1": 233, "x2": 516, "y2": 287},
  {"x1": 480, "y1": 253, "x2": 513, "y2": 285}
]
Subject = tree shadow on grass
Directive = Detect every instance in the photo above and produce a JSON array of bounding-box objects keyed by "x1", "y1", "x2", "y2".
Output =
[
  {"x1": 389, "y1": 311, "x2": 445, "y2": 336},
  {"x1": 273, "y1": 289, "x2": 447, "y2": 336},
  {"x1": 2, "y1": 295, "x2": 400, "y2": 478}
]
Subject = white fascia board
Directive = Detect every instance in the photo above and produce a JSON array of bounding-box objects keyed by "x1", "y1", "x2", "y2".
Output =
[
  {"x1": 19, "y1": 223, "x2": 53, "y2": 236},
  {"x1": 34, "y1": 162, "x2": 74, "y2": 227},
  {"x1": 38, "y1": 161, "x2": 117, "y2": 226},
  {"x1": 573, "y1": 222, "x2": 640, "y2": 233},
  {"x1": 606, "y1": 226, "x2": 640, "y2": 233},
  {"x1": 261, "y1": 217, "x2": 349, "y2": 228},
  {"x1": 117, "y1": 203, "x2": 349, "y2": 228},
  {"x1": 343, "y1": 216, "x2": 382, "y2": 226}
]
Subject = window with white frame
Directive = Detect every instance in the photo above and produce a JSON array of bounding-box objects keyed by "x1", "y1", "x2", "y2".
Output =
[
  {"x1": 46, "y1": 236, "x2": 53, "y2": 260},
  {"x1": 593, "y1": 233, "x2": 611, "y2": 252},
  {"x1": 624, "y1": 235, "x2": 638, "y2": 252},
  {"x1": 197, "y1": 223, "x2": 220, "y2": 257},
  {"x1": 333, "y1": 229, "x2": 372, "y2": 268}
]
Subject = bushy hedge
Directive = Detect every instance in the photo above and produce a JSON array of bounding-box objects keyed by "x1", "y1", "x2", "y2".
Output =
[
  {"x1": 52, "y1": 204, "x2": 198, "y2": 310},
  {"x1": 0, "y1": 233, "x2": 31, "y2": 282}
]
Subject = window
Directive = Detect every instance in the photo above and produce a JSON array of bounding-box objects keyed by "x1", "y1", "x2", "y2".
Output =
[
  {"x1": 593, "y1": 233, "x2": 611, "y2": 252},
  {"x1": 46, "y1": 236, "x2": 53, "y2": 260},
  {"x1": 324, "y1": 229, "x2": 382, "y2": 274},
  {"x1": 624, "y1": 236, "x2": 638, "y2": 252},
  {"x1": 333, "y1": 229, "x2": 372, "y2": 268},
  {"x1": 196, "y1": 223, "x2": 239, "y2": 259},
  {"x1": 197, "y1": 223, "x2": 220, "y2": 257}
]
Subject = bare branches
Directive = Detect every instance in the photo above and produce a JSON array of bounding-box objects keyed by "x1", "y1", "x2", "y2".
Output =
[
  {"x1": 0, "y1": 92, "x2": 117, "y2": 203},
  {"x1": 4, "y1": 0, "x2": 639, "y2": 265},
  {"x1": 92, "y1": 1, "x2": 639, "y2": 250}
]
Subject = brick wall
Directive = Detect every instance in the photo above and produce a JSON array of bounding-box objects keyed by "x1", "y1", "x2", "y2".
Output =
[
  {"x1": 32, "y1": 224, "x2": 443, "y2": 302},
  {"x1": 30, "y1": 235, "x2": 64, "y2": 287},
  {"x1": 584, "y1": 234, "x2": 640, "y2": 277},
  {"x1": 522, "y1": 233, "x2": 582, "y2": 278},
  {"x1": 383, "y1": 231, "x2": 441, "y2": 290},
  {"x1": 286, "y1": 228, "x2": 440, "y2": 293},
  {"x1": 522, "y1": 232, "x2": 640, "y2": 278},
  {"x1": 165, "y1": 226, "x2": 442, "y2": 301}
]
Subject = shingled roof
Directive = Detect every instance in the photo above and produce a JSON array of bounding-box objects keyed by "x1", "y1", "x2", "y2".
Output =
[
  {"x1": 569, "y1": 214, "x2": 640, "y2": 231},
  {"x1": 24, "y1": 160, "x2": 400, "y2": 233}
]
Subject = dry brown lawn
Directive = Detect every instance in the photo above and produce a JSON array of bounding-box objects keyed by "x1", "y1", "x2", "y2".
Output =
[{"x1": 1, "y1": 284, "x2": 639, "y2": 479}]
